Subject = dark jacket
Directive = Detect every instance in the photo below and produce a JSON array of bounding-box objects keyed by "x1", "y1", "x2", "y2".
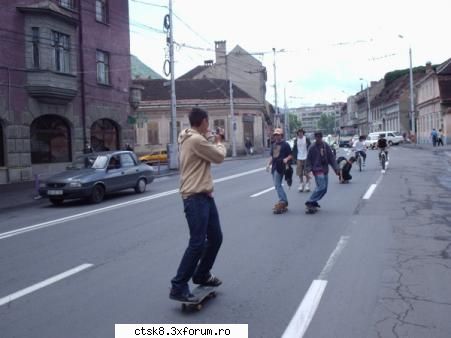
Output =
[
  {"x1": 270, "y1": 141, "x2": 292, "y2": 174},
  {"x1": 306, "y1": 141, "x2": 338, "y2": 175},
  {"x1": 291, "y1": 136, "x2": 311, "y2": 160}
]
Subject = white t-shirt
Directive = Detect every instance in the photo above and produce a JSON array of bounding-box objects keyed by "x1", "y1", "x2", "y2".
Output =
[
  {"x1": 353, "y1": 140, "x2": 366, "y2": 152},
  {"x1": 297, "y1": 137, "x2": 308, "y2": 160}
]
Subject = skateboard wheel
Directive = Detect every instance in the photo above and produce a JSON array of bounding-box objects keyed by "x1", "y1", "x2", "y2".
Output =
[{"x1": 196, "y1": 304, "x2": 202, "y2": 311}]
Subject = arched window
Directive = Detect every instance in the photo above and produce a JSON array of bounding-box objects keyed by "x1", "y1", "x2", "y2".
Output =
[
  {"x1": 0, "y1": 122, "x2": 5, "y2": 166},
  {"x1": 91, "y1": 119, "x2": 119, "y2": 151},
  {"x1": 31, "y1": 115, "x2": 71, "y2": 163}
]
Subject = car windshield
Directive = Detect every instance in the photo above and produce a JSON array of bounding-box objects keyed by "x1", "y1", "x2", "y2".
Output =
[{"x1": 69, "y1": 155, "x2": 108, "y2": 169}]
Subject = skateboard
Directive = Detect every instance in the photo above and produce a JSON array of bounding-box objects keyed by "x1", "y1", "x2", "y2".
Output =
[
  {"x1": 176, "y1": 285, "x2": 218, "y2": 311},
  {"x1": 273, "y1": 202, "x2": 288, "y2": 214},
  {"x1": 305, "y1": 204, "x2": 319, "y2": 214}
]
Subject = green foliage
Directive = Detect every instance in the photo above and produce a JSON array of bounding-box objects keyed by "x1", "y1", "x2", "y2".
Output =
[
  {"x1": 384, "y1": 66, "x2": 427, "y2": 85},
  {"x1": 288, "y1": 113, "x2": 302, "y2": 138}
]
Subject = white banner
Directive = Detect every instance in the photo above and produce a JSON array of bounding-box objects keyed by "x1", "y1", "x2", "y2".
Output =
[{"x1": 115, "y1": 324, "x2": 248, "y2": 338}]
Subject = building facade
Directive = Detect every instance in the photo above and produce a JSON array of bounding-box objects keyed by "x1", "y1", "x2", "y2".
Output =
[
  {"x1": 133, "y1": 79, "x2": 266, "y2": 156},
  {"x1": 293, "y1": 102, "x2": 344, "y2": 134},
  {"x1": 0, "y1": 0, "x2": 134, "y2": 184},
  {"x1": 416, "y1": 60, "x2": 451, "y2": 144}
]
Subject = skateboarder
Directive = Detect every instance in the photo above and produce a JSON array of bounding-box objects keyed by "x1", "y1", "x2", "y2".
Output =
[
  {"x1": 169, "y1": 107, "x2": 226, "y2": 303},
  {"x1": 305, "y1": 131, "x2": 339, "y2": 212},
  {"x1": 266, "y1": 128, "x2": 292, "y2": 214}
]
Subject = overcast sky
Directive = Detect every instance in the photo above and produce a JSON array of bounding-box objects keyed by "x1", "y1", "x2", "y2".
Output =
[{"x1": 129, "y1": 0, "x2": 451, "y2": 107}]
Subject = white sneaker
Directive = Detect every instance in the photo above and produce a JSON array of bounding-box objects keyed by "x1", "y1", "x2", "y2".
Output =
[
  {"x1": 298, "y1": 183, "x2": 304, "y2": 192},
  {"x1": 305, "y1": 182, "x2": 310, "y2": 192}
]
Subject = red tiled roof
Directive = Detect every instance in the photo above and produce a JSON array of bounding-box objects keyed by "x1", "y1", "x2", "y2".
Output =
[
  {"x1": 133, "y1": 78, "x2": 254, "y2": 101},
  {"x1": 372, "y1": 71, "x2": 425, "y2": 106}
]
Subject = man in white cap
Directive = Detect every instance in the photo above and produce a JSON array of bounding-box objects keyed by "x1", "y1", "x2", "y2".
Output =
[{"x1": 266, "y1": 128, "x2": 293, "y2": 214}]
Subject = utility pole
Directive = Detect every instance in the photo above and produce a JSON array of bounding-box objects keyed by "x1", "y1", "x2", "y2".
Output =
[
  {"x1": 226, "y1": 55, "x2": 237, "y2": 157},
  {"x1": 229, "y1": 76, "x2": 237, "y2": 157},
  {"x1": 283, "y1": 86, "x2": 289, "y2": 137},
  {"x1": 168, "y1": 0, "x2": 178, "y2": 169},
  {"x1": 272, "y1": 48, "x2": 279, "y2": 128}
]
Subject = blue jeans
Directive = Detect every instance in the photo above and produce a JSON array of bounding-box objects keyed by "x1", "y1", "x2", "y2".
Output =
[
  {"x1": 171, "y1": 194, "x2": 223, "y2": 294},
  {"x1": 273, "y1": 170, "x2": 288, "y2": 204},
  {"x1": 307, "y1": 174, "x2": 328, "y2": 204}
]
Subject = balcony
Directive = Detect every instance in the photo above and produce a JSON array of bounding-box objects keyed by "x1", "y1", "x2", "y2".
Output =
[{"x1": 26, "y1": 70, "x2": 78, "y2": 104}]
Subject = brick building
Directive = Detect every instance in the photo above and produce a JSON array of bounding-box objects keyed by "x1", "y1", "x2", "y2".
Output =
[{"x1": 0, "y1": 0, "x2": 135, "y2": 183}]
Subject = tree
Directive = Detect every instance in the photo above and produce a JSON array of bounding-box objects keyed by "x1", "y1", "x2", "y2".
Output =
[
  {"x1": 317, "y1": 113, "x2": 336, "y2": 135},
  {"x1": 288, "y1": 113, "x2": 302, "y2": 138}
]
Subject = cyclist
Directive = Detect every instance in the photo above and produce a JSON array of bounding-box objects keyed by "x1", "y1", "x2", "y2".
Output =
[
  {"x1": 376, "y1": 133, "x2": 389, "y2": 163},
  {"x1": 352, "y1": 135, "x2": 367, "y2": 166}
]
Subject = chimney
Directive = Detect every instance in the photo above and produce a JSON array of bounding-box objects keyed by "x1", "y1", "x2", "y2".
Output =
[
  {"x1": 204, "y1": 60, "x2": 213, "y2": 66},
  {"x1": 215, "y1": 40, "x2": 227, "y2": 65},
  {"x1": 426, "y1": 61, "x2": 433, "y2": 73}
]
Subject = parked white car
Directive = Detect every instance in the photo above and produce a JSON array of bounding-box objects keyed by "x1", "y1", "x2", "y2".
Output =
[{"x1": 366, "y1": 131, "x2": 404, "y2": 149}]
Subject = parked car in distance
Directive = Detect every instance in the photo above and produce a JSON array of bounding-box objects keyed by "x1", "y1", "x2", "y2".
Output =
[
  {"x1": 366, "y1": 131, "x2": 404, "y2": 149},
  {"x1": 139, "y1": 149, "x2": 168, "y2": 164},
  {"x1": 39, "y1": 151, "x2": 154, "y2": 205}
]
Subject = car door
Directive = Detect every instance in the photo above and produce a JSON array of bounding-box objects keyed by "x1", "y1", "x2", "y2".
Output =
[
  {"x1": 120, "y1": 153, "x2": 140, "y2": 188},
  {"x1": 104, "y1": 154, "x2": 124, "y2": 192}
]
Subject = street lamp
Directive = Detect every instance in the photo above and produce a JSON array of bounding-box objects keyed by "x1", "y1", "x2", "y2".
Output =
[
  {"x1": 360, "y1": 78, "x2": 371, "y2": 134},
  {"x1": 398, "y1": 35, "x2": 415, "y2": 141}
]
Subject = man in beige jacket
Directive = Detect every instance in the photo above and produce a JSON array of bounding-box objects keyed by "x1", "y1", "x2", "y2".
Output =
[{"x1": 170, "y1": 107, "x2": 226, "y2": 302}]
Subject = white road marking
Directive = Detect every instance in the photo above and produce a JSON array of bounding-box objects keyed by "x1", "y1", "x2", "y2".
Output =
[
  {"x1": 0, "y1": 167, "x2": 266, "y2": 241},
  {"x1": 282, "y1": 236, "x2": 349, "y2": 338},
  {"x1": 318, "y1": 236, "x2": 349, "y2": 280},
  {"x1": 0, "y1": 263, "x2": 93, "y2": 307},
  {"x1": 363, "y1": 184, "x2": 377, "y2": 200},
  {"x1": 281, "y1": 280, "x2": 328, "y2": 338},
  {"x1": 250, "y1": 187, "x2": 275, "y2": 197}
]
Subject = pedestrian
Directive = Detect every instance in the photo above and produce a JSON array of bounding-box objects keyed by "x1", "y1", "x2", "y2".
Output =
[
  {"x1": 291, "y1": 128, "x2": 311, "y2": 192},
  {"x1": 169, "y1": 107, "x2": 226, "y2": 303},
  {"x1": 337, "y1": 156, "x2": 356, "y2": 184},
  {"x1": 245, "y1": 137, "x2": 253, "y2": 155},
  {"x1": 431, "y1": 128, "x2": 438, "y2": 147},
  {"x1": 83, "y1": 142, "x2": 93, "y2": 154},
  {"x1": 266, "y1": 128, "x2": 293, "y2": 214},
  {"x1": 437, "y1": 129, "x2": 444, "y2": 146},
  {"x1": 305, "y1": 131, "x2": 339, "y2": 210},
  {"x1": 125, "y1": 143, "x2": 133, "y2": 151}
]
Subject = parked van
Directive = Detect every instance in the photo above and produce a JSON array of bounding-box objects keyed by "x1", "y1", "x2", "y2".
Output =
[{"x1": 365, "y1": 131, "x2": 403, "y2": 149}]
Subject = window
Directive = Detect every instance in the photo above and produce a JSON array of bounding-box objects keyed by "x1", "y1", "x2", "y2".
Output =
[
  {"x1": 96, "y1": 50, "x2": 110, "y2": 85},
  {"x1": 120, "y1": 153, "x2": 136, "y2": 168},
  {"x1": 90, "y1": 119, "x2": 118, "y2": 151},
  {"x1": 96, "y1": 0, "x2": 108, "y2": 23},
  {"x1": 52, "y1": 31, "x2": 70, "y2": 73},
  {"x1": 31, "y1": 27, "x2": 40, "y2": 68},
  {"x1": 147, "y1": 122, "x2": 159, "y2": 145},
  {"x1": 169, "y1": 121, "x2": 181, "y2": 141},
  {"x1": 30, "y1": 115, "x2": 72, "y2": 164},
  {"x1": 59, "y1": 0, "x2": 75, "y2": 9}
]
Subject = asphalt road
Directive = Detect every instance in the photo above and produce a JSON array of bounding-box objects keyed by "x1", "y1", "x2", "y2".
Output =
[{"x1": 0, "y1": 146, "x2": 450, "y2": 338}]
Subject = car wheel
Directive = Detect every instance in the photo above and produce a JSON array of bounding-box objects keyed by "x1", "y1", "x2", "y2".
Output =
[
  {"x1": 50, "y1": 198, "x2": 64, "y2": 206},
  {"x1": 388, "y1": 141, "x2": 393, "y2": 146},
  {"x1": 135, "y1": 178, "x2": 147, "y2": 193},
  {"x1": 90, "y1": 185, "x2": 105, "y2": 204}
]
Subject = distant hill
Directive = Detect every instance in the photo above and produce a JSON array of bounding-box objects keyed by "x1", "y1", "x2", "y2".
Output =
[{"x1": 131, "y1": 55, "x2": 164, "y2": 80}]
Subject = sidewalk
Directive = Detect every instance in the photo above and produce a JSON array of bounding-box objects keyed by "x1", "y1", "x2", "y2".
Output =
[{"x1": 400, "y1": 142, "x2": 451, "y2": 151}]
